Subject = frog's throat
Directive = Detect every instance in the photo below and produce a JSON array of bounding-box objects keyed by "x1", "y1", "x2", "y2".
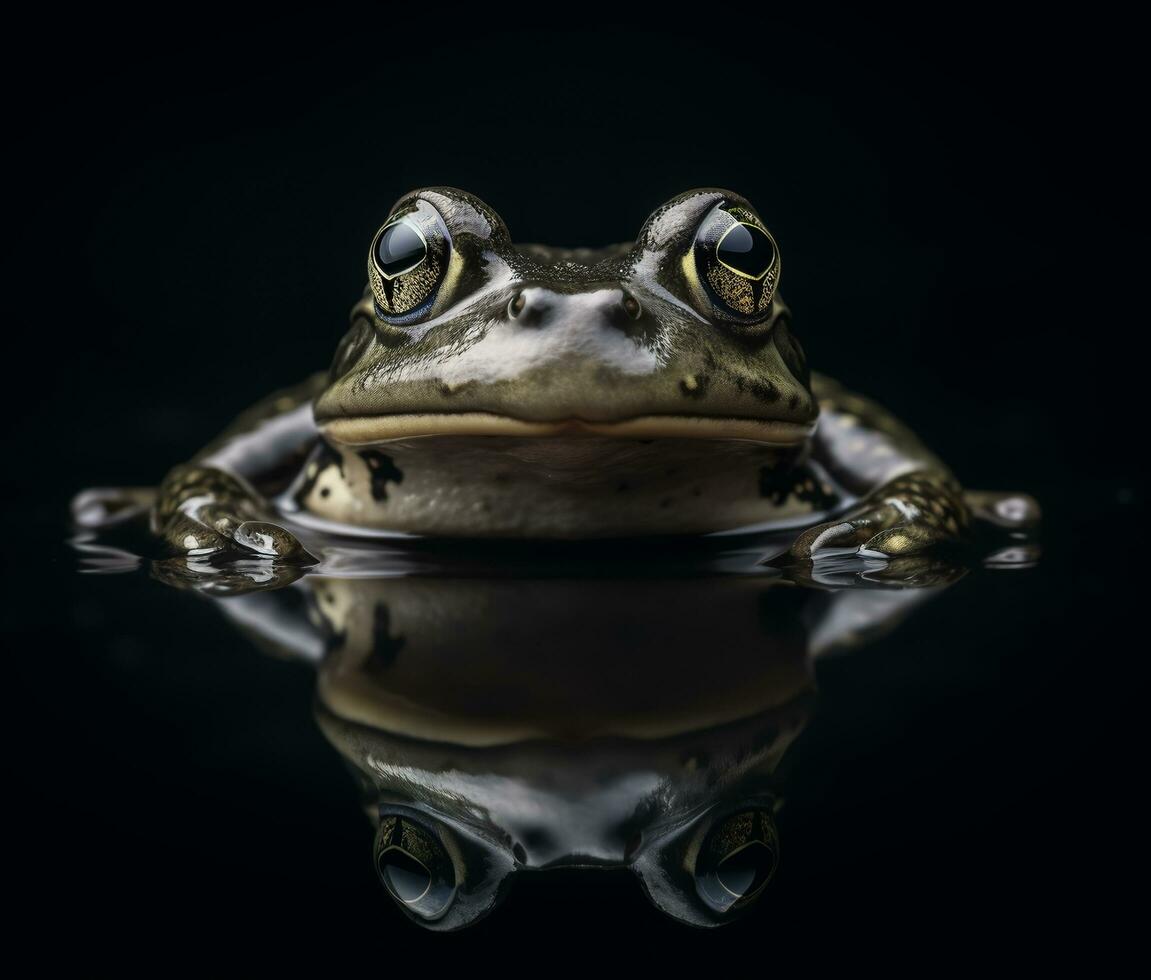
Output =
[{"x1": 320, "y1": 413, "x2": 814, "y2": 447}]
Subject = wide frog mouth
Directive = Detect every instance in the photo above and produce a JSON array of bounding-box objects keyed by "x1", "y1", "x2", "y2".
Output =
[{"x1": 319, "y1": 411, "x2": 816, "y2": 447}]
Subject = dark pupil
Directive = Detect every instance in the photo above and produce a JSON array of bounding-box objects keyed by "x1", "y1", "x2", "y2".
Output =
[
  {"x1": 716, "y1": 223, "x2": 775, "y2": 279},
  {"x1": 376, "y1": 221, "x2": 427, "y2": 277},
  {"x1": 715, "y1": 841, "x2": 775, "y2": 899},
  {"x1": 378, "y1": 848, "x2": 432, "y2": 904}
]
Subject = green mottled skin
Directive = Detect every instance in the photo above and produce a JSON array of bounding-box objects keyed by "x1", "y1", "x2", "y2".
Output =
[{"x1": 151, "y1": 187, "x2": 1027, "y2": 561}]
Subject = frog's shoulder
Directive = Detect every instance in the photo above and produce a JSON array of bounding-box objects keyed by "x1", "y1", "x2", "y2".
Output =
[
  {"x1": 192, "y1": 372, "x2": 327, "y2": 464},
  {"x1": 809, "y1": 371, "x2": 948, "y2": 481},
  {"x1": 810, "y1": 371, "x2": 841, "y2": 404},
  {"x1": 810, "y1": 372, "x2": 908, "y2": 435}
]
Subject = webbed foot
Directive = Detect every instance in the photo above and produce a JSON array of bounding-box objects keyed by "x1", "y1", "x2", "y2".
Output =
[
  {"x1": 153, "y1": 465, "x2": 317, "y2": 565},
  {"x1": 788, "y1": 472, "x2": 968, "y2": 560}
]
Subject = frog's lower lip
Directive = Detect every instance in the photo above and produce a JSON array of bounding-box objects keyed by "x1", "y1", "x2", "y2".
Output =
[{"x1": 320, "y1": 413, "x2": 814, "y2": 446}]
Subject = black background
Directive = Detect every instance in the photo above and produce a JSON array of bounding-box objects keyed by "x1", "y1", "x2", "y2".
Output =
[{"x1": 9, "y1": 9, "x2": 1144, "y2": 969}]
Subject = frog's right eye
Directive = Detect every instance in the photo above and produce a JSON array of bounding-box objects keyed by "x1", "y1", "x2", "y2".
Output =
[
  {"x1": 693, "y1": 809, "x2": 779, "y2": 914},
  {"x1": 690, "y1": 202, "x2": 781, "y2": 327},
  {"x1": 632, "y1": 802, "x2": 779, "y2": 926},
  {"x1": 368, "y1": 199, "x2": 451, "y2": 323}
]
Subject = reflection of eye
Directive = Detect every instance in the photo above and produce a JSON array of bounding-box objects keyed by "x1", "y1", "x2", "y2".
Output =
[
  {"x1": 368, "y1": 201, "x2": 451, "y2": 321},
  {"x1": 694, "y1": 809, "x2": 779, "y2": 913},
  {"x1": 375, "y1": 816, "x2": 457, "y2": 921},
  {"x1": 693, "y1": 204, "x2": 780, "y2": 322}
]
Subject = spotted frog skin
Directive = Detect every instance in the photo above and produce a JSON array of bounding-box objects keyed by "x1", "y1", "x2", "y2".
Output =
[{"x1": 150, "y1": 187, "x2": 1030, "y2": 560}]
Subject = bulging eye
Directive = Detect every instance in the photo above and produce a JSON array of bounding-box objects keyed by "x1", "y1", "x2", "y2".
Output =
[
  {"x1": 368, "y1": 199, "x2": 451, "y2": 321},
  {"x1": 693, "y1": 808, "x2": 779, "y2": 914},
  {"x1": 693, "y1": 203, "x2": 781, "y2": 323},
  {"x1": 375, "y1": 815, "x2": 457, "y2": 921}
]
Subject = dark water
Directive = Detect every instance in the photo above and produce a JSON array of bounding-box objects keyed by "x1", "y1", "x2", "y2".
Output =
[
  {"x1": 10, "y1": 12, "x2": 1142, "y2": 968},
  {"x1": 22, "y1": 514, "x2": 1138, "y2": 958}
]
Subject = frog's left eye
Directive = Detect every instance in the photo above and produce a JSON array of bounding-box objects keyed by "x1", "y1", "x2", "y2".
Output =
[
  {"x1": 375, "y1": 815, "x2": 457, "y2": 921},
  {"x1": 692, "y1": 204, "x2": 781, "y2": 324},
  {"x1": 368, "y1": 200, "x2": 451, "y2": 322}
]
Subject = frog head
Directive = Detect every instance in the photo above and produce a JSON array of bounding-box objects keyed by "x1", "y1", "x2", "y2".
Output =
[
  {"x1": 307, "y1": 187, "x2": 818, "y2": 537},
  {"x1": 317, "y1": 185, "x2": 814, "y2": 440}
]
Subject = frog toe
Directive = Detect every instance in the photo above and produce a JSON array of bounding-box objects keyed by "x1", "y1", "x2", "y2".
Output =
[
  {"x1": 964, "y1": 491, "x2": 1041, "y2": 530},
  {"x1": 789, "y1": 517, "x2": 878, "y2": 558},
  {"x1": 858, "y1": 524, "x2": 941, "y2": 558},
  {"x1": 233, "y1": 521, "x2": 317, "y2": 564},
  {"x1": 159, "y1": 512, "x2": 316, "y2": 566},
  {"x1": 160, "y1": 513, "x2": 233, "y2": 558},
  {"x1": 72, "y1": 486, "x2": 156, "y2": 529}
]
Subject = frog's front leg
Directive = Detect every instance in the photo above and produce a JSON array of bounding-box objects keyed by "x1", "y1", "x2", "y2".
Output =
[
  {"x1": 152, "y1": 376, "x2": 325, "y2": 563},
  {"x1": 789, "y1": 375, "x2": 969, "y2": 560}
]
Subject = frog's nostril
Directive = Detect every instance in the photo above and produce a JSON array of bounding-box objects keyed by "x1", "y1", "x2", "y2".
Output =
[{"x1": 506, "y1": 286, "x2": 641, "y2": 332}]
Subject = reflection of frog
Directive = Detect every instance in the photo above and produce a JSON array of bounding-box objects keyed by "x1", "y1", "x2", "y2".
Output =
[
  {"x1": 121, "y1": 186, "x2": 1035, "y2": 562},
  {"x1": 214, "y1": 568, "x2": 947, "y2": 929}
]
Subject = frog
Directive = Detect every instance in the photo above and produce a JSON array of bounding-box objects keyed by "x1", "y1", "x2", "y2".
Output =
[{"x1": 136, "y1": 186, "x2": 1037, "y2": 561}]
